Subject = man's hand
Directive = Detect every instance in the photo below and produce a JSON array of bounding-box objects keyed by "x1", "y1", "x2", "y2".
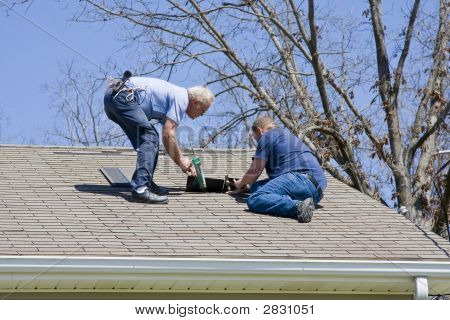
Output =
[
  {"x1": 226, "y1": 158, "x2": 265, "y2": 195},
  {"x1": 226, "y1": 179, "x2": 246, "y2": 194},
  {"x1": 179, "y1": 156, "x2": 197, "y2": 177}
]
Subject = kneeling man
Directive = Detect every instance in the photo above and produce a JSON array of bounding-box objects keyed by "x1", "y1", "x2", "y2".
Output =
[{"x1": 229, "y1": 116, "x2": 326, "y2": 223}]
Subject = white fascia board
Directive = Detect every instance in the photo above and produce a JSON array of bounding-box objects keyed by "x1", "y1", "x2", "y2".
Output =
[{"x1": 0, "y1": 256, "x2": 449, "y2": 294}]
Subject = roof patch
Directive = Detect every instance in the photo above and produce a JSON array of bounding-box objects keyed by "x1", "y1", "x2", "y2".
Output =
[{"x1": 100, "y1": 167, "x2": 131, "y2": 187}]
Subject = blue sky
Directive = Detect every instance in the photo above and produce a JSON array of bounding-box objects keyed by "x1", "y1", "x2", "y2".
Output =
[
  {"x1": 0, "y1": 2, "x2": 135, "y2": 143},
  {"x1": 0, "y1": 1, "x2": 216, "y2": 144}
]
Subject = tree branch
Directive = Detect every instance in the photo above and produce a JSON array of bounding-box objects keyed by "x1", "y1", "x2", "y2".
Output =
[
  {"x1": 200, "y1": 107, "x2": 268, "y2": 148},
  {"x1": 392, "y1": 0, "x2": 421, "y2": 101},
  {"x1": 307, "y1": 0, "x2": 335, "y2": 122},
  {"x1": 408, "y1": 0, "x2": 449, "y2": 168},
  {"x1": 408, "y1": 100, "x2": 449, "y2": 165}
]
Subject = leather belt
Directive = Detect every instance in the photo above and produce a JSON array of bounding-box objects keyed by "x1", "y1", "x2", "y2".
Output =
[{"x1": 292, "y1": 171, "x2": 323, "y2": 201}]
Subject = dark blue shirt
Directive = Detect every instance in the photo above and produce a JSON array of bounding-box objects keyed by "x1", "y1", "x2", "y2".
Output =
[{"x1": 253, "y1": 128, "x2": 327, "y2": 191}]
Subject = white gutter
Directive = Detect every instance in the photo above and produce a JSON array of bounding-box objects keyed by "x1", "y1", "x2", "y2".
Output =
[
  {"x1": 414, "y1": 276, "x2": 429, "y2": 300},
  {"x1": 1, "y1": 256, "x2": 449, "y2": 298}
]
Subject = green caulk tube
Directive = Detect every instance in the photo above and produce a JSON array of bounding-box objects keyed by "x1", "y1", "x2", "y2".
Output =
[{"x1": 192, "y1": 157, "x2": 207, "y2": 190}]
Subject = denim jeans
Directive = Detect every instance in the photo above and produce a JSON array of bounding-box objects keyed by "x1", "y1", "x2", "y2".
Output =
[
  {"x1": 247, "y1": 171, "x2": 322, "y2": 217},
  {"x1": 104, "y1": 88, "x2": 159, "y2": 191}
]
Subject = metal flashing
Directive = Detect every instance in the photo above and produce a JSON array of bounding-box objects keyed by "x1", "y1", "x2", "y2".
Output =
[{"x1": 100, "y1": 167, "x2": 131, "y2": 187}]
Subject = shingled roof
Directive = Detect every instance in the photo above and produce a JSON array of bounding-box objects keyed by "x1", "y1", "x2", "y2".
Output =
[{"x1": 1, "y1": 144, "x2": 449, "y2": 260}]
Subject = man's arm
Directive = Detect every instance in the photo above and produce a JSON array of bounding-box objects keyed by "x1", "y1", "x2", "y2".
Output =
[
  {"x1": 162, "y1": 118, "x2": 195, "y2": 175},
  {"x1": 229, "y1": 158, "x2": 266, "y2": 194}
]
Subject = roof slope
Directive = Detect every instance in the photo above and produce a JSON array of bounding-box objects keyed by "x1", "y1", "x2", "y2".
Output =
[{"x1": 0, "y1": 144, "x2": 449, "y2": 260}]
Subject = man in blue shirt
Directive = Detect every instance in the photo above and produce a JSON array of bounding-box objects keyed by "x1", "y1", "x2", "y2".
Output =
[
  {"x1": 104, "y1": 76, "x2": 215, "y2": 204},
  {"x1": 229, "y1": 116, "x2": 326, "y2": 223}
]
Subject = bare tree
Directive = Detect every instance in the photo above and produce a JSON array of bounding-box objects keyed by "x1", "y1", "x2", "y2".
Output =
[
  {"x1": 368, "y1": 0, "x2": 448, "y2": 224},
  {"x1": 199, "y1": 84, "x2": 266, "y2": 149},
  {"x1": 431, "y1": 151, "x2": 450, "y2": 238},
  {"x1": 44, "y1": 62, "x2": 128, "y2": 147}
]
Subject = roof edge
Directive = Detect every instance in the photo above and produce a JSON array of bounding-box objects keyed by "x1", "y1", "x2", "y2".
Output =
[
  {"x1": 1, "y1": 255, "x2": 449, "y2": 275},
  {"x1": 0, "y1": 143, "x2": 134, "y2": 150},
  {"x1": 0, "y1": 144, "x2": 255, "y2": 153},
  {"x1": 1, "y1": 256, "x2": 449, "y2": 296}
]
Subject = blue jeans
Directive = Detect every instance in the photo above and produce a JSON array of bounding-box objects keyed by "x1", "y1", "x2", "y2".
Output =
[
  {"x1": 104, "y1": 88, "x2": 159, "y2": 191},
  {"x1": 247, "y1": 172, "x2": 322, "y2": 217}
]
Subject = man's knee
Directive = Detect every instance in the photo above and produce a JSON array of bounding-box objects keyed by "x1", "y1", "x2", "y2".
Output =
[
  {"x1": 247, "y1": 192, "x2": 261, "y2": 211},
  {"x1": 140, "y1": 126, "x2": 159, "y2": 144},
  {"x1": 250, "y1": 179, "x2": 268, "y2": 193},
  {"x1": 249, "y1": 183, "x2": 259, "y2": 194},
  {"x1": 135, "y1": 121, "x2": 155, "y2": 133}
]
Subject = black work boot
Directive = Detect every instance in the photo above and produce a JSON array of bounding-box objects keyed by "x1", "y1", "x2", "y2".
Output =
[
  {"x1": 296, "y1": 198, "x2": 315, "y2": 223},
  {"x1": 149, "y1": 181, "x2": 170, "y2": 196},
  {"x1": 132, "y1": 189, "x2": 169, "y2": 204}
]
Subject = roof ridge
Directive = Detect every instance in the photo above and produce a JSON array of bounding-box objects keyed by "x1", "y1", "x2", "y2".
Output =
[
  {"x1": 0, "y1": 144, "x2": 133, "y2": 150},
  {"x1": 0, "y1": 144, "x2": 255, "y2": 153}
]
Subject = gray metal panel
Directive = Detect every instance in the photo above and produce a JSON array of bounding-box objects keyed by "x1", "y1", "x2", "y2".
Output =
[
  {"x1": 100, "y1": 167, "x2": 131, "y2": 187},
  {"x1": 120, "y1": 167, "x2": 135, "y2": 181}
]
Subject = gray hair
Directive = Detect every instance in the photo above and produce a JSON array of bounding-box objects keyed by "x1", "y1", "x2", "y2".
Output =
[{"x1": 187, "y1": 86, "x2": 215, "y2": 107}]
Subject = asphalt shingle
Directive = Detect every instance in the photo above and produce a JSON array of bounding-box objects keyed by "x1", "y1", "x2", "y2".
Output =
[{"x1": 0, "y1": 144, "x2": 449, "y2": 260}]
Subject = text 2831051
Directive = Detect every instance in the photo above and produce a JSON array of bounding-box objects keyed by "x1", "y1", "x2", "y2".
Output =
[{"x1": 263, "y1": 304, "x2": 314, "y2": 315}]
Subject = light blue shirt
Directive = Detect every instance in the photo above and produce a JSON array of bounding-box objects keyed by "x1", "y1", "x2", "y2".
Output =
[{"x1": 128, "y1": 77, "x2": 189, "y2": 124}]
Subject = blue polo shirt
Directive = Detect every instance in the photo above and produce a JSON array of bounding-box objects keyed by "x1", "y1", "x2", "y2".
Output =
[
  {"x1": 128, "y1": 77, "x2": 189, "y2": 124},
  {"x1": 253, "y1": 128, "x2": 327, "y2": 191}
]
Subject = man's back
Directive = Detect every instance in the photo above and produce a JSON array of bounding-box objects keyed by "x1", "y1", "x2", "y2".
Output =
[
  {"x1": 128, "y1": 77, "x2": 188, "y2": 124},
  {"x1": 254, "y1": 128, "x2": 327, "y2": 191}
]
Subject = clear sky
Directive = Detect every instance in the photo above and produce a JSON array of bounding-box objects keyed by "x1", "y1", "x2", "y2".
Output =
[
  {"x1": 0, "y1": 0, "x2": 217, "y2": 144},
  {"x1": 0, "y1": 2, "x2": 127, "y2": 143}
]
